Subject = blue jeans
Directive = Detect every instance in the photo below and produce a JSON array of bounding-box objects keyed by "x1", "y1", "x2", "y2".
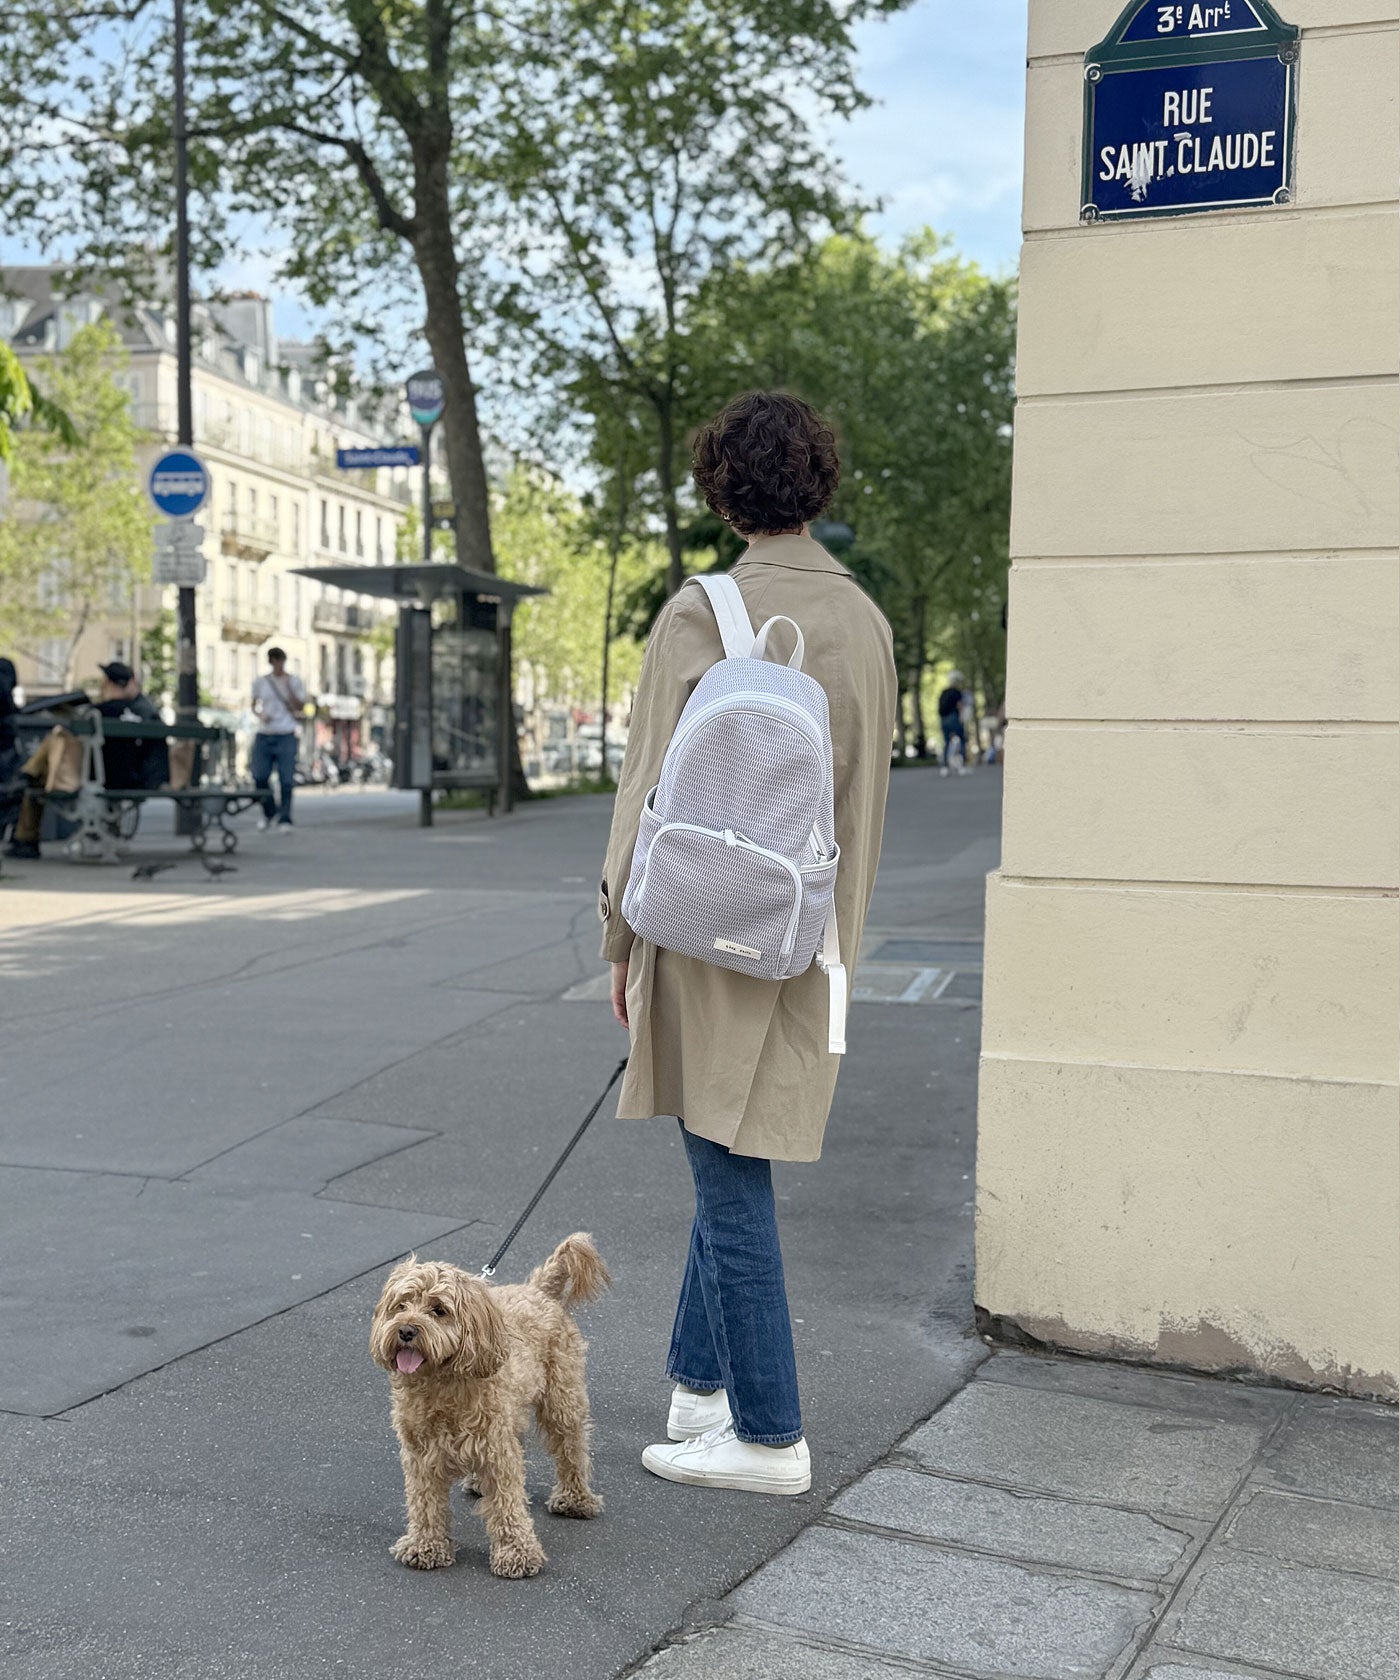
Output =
[
  {"x1": 666, "y1": 1122, "x2": 803, "y2": 1445},
  {"x1": 251, "y1": 732, "x2": 297, "y2": 824},
  {"x1": 940, "y1": 717, "x2": 966, "y2": 763}
]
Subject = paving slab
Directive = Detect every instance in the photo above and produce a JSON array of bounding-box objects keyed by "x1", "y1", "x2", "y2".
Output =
[
  {"x1": 183, "y1": 1116, "x2": 436, "y2": 1190},
  {"x1": 1127, "y1": 1658, "x2": 1302, "y2": 1680},
  {"x1": 1164, "y1": 1552, "x2": 1399, "y2": 1680},
  {"x1": 831, "y1": 1465, "x2": 1197, "y2": 1580},
  {"x1": 978, "y1": 1351, "x2": 1296, "y2": 1424},
  {"x1": 902, "y1": 1382, "x2": 1267, "y2": 1517},
  {"x1": 729, "y1": 1525, "x2": 1158, "y2": 1679},
  {"x1": 1253, "y1": 1396, "x2": 1398, "y2": 1506},
  {"x1": 0, "y1": 974, "x2": 513, "y2": 1177},
  {"x1": 634, "y1": 1624, "x2": 918, "y2": 1679},
  {"x1": 0, "y1": 1166, "x2": 461, "y2": 1414},
  {"x1": 1223, "y1": 1487, "x2": 1399, "y2": 1577}
]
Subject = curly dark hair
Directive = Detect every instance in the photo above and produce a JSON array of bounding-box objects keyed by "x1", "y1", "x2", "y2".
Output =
[{"x1": 691, "y1": 390, "x2": 840, "y2": 538}]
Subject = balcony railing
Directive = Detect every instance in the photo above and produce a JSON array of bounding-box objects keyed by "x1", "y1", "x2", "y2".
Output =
[
  {"x1": 312, "y1": 600, "x2": 375, "y2": 634},
  {"x1": 221, "y1": 510, "x2": 279, "y2": 558},
  {"x1": 220, "y1": 602, "x2": 279, "y2": 644}
]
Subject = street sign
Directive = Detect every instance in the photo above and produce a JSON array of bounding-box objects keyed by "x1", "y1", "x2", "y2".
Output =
[
  {"x1": 154, "y1": 520, "x2": 204, "y2": 545},
  {"x1": 336, "y1": 445, "x2": 422, "y2": 469},
  {"x1": 1082, "y1": 1, "x2": 1298, "y2": 223},
  {"x1": 153, "y1": 551, "x2": 207, "y2": 586},
  {"x1": 147, "y1": 449, "x2": 210, "y2": 518},
  {"x1": 406, "y1": 369, "x2": 446, "y2": 428},
  {"x1": 152, "y1": 519, "x2": 207, "y2": 586}
]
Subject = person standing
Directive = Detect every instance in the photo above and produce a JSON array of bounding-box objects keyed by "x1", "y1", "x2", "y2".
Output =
[
  {"x1": 250, "y1": 647, "x2": 307, "y2": 831},
  {"x1": 937, "y1": 671, "x2": 969, "y2": 775},
  {"x1": 599, "y1": 391, "x2": 897, "y2": 1495}
]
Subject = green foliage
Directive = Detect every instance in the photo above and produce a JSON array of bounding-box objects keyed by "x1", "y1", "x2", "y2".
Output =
[
  {"x1": 492, "y1": 0, "x2": 908, "y2": 590},
  {"x1": 582, "y1": 232, "x2": 1017, "y2": 722},
  {"x1": 0, "y1": 321, "x2": 154, "y2": 683},
  {"x1": 493, "y1": 465, "x2": 654, "y2": 709}
]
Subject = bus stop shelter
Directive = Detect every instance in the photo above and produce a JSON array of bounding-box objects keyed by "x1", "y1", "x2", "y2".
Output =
[{"x1": 292, "y1": 562, "x2": 545, "y2": 822}]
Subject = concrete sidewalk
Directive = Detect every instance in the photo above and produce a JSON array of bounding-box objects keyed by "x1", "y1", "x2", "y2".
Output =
[{"x1": 633, "y1": 1349, "x2": 1398, "y2": 1680}]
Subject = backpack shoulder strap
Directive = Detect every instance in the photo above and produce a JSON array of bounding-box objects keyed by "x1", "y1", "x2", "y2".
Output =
[{"x1": 685, "y1": 573, "x2": 754, "y2": 661}]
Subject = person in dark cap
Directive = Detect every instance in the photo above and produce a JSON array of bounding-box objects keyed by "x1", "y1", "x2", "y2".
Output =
[{"x1": 5, "y1": 661, "x2": 168, "y2": 859}]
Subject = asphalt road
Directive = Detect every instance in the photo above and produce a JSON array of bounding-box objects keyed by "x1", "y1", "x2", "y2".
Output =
[{"x1": 0, "y1": 767, "x2": 1001, "y2": 1680}]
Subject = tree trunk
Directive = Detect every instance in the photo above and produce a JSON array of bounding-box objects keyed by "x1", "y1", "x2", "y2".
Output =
[
  {"x1": 908, "y1": 595, "x2": 929, "y2": 757},
  {"x1": 894, "y1": 682, "x2": 908, "y2": 762},
  {"x1": 654, "y1": 401, "x2": 685, "y2": 596},
  {"x1": 412, "y1": 207, "x2": 495, "y2": 575}
]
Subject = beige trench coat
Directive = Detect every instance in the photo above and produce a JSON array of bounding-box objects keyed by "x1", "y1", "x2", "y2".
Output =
[{"x1": 599, "y1": 532, "x2": 898, "y2": 1162}]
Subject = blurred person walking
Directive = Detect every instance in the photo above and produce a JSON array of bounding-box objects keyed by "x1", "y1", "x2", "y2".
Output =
[{"x1": 251, "y1": 647, "x2": 307, "y2": 831}]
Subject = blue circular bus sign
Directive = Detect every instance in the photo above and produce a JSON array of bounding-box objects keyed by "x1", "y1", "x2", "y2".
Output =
[{"x1": 148, "y1": 449, "x2": 210, "y2": 518}]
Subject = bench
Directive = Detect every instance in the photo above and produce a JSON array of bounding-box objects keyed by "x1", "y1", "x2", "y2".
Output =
[{"x1": 21, "y1": 713, "x2": 264, "y2": 863}]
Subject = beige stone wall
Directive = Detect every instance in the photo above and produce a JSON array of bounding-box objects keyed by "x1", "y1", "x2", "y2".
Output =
[{"x1": 977, "y1": 0, "x2": 1400, "y2": 1399}]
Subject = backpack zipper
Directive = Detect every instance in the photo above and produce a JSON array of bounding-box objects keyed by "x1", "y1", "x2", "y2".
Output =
[
  {"x1": 636, "y1": 818, "x2": 804, "y2": 961},
  {"x1": 664, "y1": 691, "x2": 824, "y2": 764}
]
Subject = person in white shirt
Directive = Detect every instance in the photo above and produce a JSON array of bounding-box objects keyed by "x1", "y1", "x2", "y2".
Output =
[{"x1": 250, "y1": 647, "x2": 307, "y2": 829}]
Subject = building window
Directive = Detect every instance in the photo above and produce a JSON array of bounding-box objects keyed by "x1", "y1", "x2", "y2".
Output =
[
  {"x1": 376, "y1": 516, "x2": 384, "y2": 562},
  {"x1": 337, "y1": 504, "x2": 347, "y2": 553},
  {"x1": 355, "y1": 509, "x2": 364, "y2": 558},
  {"x1": 319, "y1": 643, "x2": 331, "y2": 690},
  {"x1": 320, "y1": 499, "x2": 330, "y2": 549},
  {"x1": 269, "y1": 493, "x2": 279, "y2": 542},
  {"x1": 292, "y1": 502, "x2": 301, "y2": 551}
]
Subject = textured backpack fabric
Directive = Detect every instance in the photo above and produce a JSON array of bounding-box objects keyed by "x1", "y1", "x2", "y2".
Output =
[{"x1": 622, "y1": 574, "x2": 848, "y2": 1054}]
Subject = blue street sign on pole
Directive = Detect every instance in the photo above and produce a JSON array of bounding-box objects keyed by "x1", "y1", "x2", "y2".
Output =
[
  {"x1": 147, "y1": 449, "x2": 210, "y2": 518},
  {"x1": 336, "y1": 446, "x2": 422, "y2": 470}
]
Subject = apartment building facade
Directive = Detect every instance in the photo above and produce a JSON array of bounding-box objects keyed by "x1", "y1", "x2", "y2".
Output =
[{"x1": 2, "y1": 273, "x2": 411, "y2": 755}]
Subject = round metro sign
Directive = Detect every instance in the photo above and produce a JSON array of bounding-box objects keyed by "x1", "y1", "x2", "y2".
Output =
[
  {"x1": 147, "y1": 449, "x2": 210, "y2": 519},
  {"x1": 406, "y1": 369, "x2": 446, "y2": 428}
]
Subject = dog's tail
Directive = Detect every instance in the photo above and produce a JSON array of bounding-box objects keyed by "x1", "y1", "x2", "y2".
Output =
[{"x1": 529, "y1": 1233, "x2": 611, "y2": 1307}]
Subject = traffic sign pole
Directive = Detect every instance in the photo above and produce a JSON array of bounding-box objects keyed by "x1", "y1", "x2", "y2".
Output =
[
  {"x1": 173, "y1": 0, "x2": 198, "y2": 757},
  {"x1": 405, "y1": 369, "x2": 445, "y2": 827}
]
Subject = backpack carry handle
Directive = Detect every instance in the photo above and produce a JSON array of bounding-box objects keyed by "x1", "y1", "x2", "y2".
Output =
[{"x1": 751, "y1": 616, "x2": 805, "y2": 671}]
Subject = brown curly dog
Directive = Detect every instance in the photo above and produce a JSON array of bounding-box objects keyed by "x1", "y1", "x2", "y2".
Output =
[{"x1": 369, "y1": 1233, "x2": 610, "y2": 1579}]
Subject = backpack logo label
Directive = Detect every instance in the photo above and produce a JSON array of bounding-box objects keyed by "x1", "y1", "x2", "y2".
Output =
[{"x1": 715, "y1": 938, "x2": 763, "y2": 961}]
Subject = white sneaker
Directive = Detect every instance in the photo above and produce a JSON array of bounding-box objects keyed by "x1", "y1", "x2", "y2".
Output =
[
  {"x1": 667, "y1": 1384, "x2": 732, "y2": 1441},
  {"x1": 642, "y1": 1421, "x2": 811, "y2": 1495},
  {"x1": 255, "y1": 815, "x2": 269, "y2": 832}
]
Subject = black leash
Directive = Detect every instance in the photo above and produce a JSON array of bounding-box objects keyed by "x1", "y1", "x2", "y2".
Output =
[{"x1": 478, "y1": 1057, "x2": 629, "y2": 1278}]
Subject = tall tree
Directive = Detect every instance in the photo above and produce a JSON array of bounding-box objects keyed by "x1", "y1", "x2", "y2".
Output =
[
  {"x1": 0, "y1": 321, "x2": 154, "y2": 683},
  {"x1": 581, "y1": 232, "x2": 1016, "y2": 725},
  {"x1": 0, "y1": 0, "x2": 505, "y2": 570},
  {"x1": 493, "y1": 0, "x2": 906, "y2": 595}
]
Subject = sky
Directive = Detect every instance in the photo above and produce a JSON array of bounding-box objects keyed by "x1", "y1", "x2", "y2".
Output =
[{"x1": 836, "y1": 0, "x2": 1027, "y2": 275}]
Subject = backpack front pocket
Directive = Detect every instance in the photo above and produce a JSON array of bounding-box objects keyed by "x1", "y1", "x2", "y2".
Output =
[{"x1": 625, "y1": 815, "x2": 801, "y2": 979}]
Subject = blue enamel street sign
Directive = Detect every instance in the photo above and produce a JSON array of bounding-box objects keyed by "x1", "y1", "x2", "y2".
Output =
[
  {"x1": 336, "y1": 446, "x2": 422, "y2": 469},
  {"x1": 1082, "y1": 1, "x2": 1298, "y2": 223},
  {"x1": 147, "y1": 449, "x2": 210, "y2": 518}
]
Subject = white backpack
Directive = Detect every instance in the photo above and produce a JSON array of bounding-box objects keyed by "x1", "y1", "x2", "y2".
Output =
[{"x1": 621, "y1": 573, "x2": 848, "y2": 1055}]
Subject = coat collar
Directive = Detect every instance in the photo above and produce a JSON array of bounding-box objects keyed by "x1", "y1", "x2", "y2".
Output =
[{"x1": 733, "y1": 531, "x2": 851, "y2": 577}]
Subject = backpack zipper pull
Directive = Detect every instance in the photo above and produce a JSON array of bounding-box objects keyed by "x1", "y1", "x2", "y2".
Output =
[{"x1": 724, "y1": 829, "x2": 737, "y2": 848}]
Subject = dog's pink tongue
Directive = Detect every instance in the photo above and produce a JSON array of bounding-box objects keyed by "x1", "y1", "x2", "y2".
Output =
[{"x1": 395, "y1": 1348, "x2": 425, "y2": 1374}]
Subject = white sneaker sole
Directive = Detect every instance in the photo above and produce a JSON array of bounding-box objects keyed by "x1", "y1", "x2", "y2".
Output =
[{"x1": 642, "y1": 1445, "x2": 810, "y2": 1495}]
